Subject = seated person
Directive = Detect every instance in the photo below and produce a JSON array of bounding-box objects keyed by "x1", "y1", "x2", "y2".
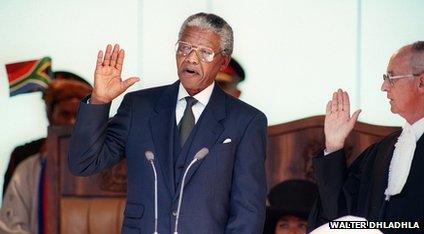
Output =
[
  {"x1": 264, "y1": 179, "x2": 318, "y2": 234},
  {"x1": 215, "y1": 57, "x2": 245, "y2": 98},
  {"x1": 0, "y1": 75, "x2": 92, "y2": 234}
]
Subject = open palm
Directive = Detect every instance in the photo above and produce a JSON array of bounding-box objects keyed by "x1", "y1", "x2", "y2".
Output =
[
  {"x1": 324, "y1": 89, "x2": 361, "y2": 152},
  {"x1": 91, "y1": 44, "x2": 139, "y2": 104}
]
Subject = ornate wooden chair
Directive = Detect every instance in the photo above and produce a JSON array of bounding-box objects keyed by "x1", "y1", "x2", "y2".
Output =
[
  {"x1": 266, "y1": 115, "x2": 400, "y2": 191},
  {"x1": 46, "y1": 125, "x2": 127, "y2": 234}
]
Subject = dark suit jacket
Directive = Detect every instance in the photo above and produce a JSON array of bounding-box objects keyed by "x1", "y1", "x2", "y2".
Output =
[
  {"x1": 308, "y1": 131, "x2": 424, "y2": 234},
  {"x1": 68, "y1": 81, "x2": 267, "y2": 234}
]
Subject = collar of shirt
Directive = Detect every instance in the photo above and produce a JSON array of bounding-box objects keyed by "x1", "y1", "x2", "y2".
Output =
[
  {"x1": 175, "y1": 82, "x2": 215, "y2": 125},
  {"x1": 404, "y1": 116, "x2": 424, "y2": 142}
]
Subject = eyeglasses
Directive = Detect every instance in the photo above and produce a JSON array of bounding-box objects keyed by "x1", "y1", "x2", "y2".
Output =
[
  {"x1": 382, "y1": 73, "x2": 418, "y2": 86},
  {"x1": 175, "y1": 41, "x2": 224, "y2": 63}
]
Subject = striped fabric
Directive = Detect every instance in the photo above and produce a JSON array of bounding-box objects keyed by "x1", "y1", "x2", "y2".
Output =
[{"x1": 6, "y1": 57, "x2": 53, "y2": 96}]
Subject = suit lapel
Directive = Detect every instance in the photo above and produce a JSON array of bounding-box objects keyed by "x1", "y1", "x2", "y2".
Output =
[
  {"x1": 149, "y1": 81, "x2": 179, "y2": 197},
  {"x1": 173, "y1": 84, "x2": 227, "y2": 202}
]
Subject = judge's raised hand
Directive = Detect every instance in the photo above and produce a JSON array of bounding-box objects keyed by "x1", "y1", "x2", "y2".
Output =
[
  {"x1": 324, "y1": 89, "x2": 361, "y2": 153},
  {"x1": 91, "y1": 44, "x2": 140, "y2": 104}
]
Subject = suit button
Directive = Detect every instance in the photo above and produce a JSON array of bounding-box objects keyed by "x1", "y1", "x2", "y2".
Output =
[{"x1": 172, "y1": 210, "x2": 178, "y2": 217}]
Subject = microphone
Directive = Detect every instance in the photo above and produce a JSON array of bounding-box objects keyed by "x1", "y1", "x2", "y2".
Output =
[
  {"x1": 145, "y1": 151, "x2": 159, "y2": 234},
  {"x1": 173, "y1": 147, "x2": 209, "y2": 234}
]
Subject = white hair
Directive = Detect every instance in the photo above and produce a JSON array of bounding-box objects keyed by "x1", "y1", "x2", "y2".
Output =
[
  {"x1": 411, "y1": 41, "x2": 424, "y2": 75},
  {"x1": 179, "y1": 13, "x2": 234, "y2": 56}
]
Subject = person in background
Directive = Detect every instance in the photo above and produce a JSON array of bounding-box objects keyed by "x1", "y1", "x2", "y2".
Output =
[
  {"x1": 308, "y1": 41, "x2": 424, "y2": 234},
  {"x1": 0, "y1": 76, "x2": 92, "y2": 234},
  {"x1": 215, "y1": 57, "x2": 245, "y2": 98},
  {"x1": 264, "y1": 179, "x2": 318, "y2": 234},
  {"x1": 2, "y1": 71, "x2": 91, "y2": 196}
]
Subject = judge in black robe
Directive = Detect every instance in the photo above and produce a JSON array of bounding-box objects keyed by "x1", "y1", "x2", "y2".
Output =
[
  {"x1": 308, "y1": 41, "x2": 424, "y2": 234},
  {"x1": 308, "y1": 130, "x2": 424, "y2": 234}
]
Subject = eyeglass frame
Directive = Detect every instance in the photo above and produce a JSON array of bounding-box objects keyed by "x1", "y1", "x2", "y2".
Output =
[
  {"x1": 175, "y1": 41, "x2": 226, "y2": 63},
  {"x1": 382, "y1": 73, "x2": 420, "y2": 86}
]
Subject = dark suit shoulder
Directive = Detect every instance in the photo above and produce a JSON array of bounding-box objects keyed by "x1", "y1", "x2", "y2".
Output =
[
  {"x1": 125, "y1": 84, "x2": 171, "y2": 100},
  {"x1": 225, "y1": 94, "x2": 266, "y2": 120},
  {"x1": 122, "y1": 83, "x2": 177, "y2": 110}
]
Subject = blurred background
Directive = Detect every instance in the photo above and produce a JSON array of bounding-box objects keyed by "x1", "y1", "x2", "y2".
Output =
[{"x1": 0, "y1": 0, "x2": 423, "y2": 202}]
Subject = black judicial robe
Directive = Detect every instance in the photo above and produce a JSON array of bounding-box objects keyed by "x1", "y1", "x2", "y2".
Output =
[{"x1": 308, "y1": 130, "x2": 424, "y2": 234}]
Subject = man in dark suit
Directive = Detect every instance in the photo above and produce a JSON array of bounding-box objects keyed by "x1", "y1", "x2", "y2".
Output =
[
  {"x1": 68, "y1": 13, "x2": 267, "y2": 233},
  {"x1": 308, "y1": 41, "x2": 424, "y2": 234}
]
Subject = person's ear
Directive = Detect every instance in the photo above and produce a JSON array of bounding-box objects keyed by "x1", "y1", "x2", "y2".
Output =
[
  {"x1": 418, "y1": 74, "x2": 424, "y2": 93},
  {"x1": 220, "y1": 55, "x2": 230, "y2": 71},
  {"x1": 235, "y1": 88, "x2": 241, "y2": 98}
]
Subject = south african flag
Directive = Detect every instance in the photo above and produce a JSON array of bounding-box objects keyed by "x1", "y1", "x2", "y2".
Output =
[{"x1": 6, "y1": 57, "x2": 53, "y2": 97}]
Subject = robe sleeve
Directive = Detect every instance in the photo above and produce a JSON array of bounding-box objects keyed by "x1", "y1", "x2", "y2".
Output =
[{"x1": 307, "y1": 144, "x2": 379, "y2": 232}]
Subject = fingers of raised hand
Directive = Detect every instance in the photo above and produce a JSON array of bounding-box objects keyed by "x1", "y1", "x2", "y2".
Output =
[
  {"x1": 110, "y1": 44, "x2": 120, "y2": 67},
  {"x1": 326, "y1": 100, "x2": 332, "y2": 116},
  {"x1": 343, "y1": 91, "x2": 350, "y2": 116},
  {"x1": 329, "y1": 89, "x2": 349, "y2": 116},
  {"x1": 96, "y1": 44, "x2": 124, "y2": 72},
  {"x1": 337, "y1": 89, "x2": 344, "y2": 112},
  {"x1": 96, "y1": 50, "x2": 103, "y2": 71},
  {"x1": 116, "y1": 49, "x2": 125, "y2": 72},
  {"x1": 331, "y1": 91, "x2": 338, "y2": 113},
  {"x1": 103, "y1": 44, "x2": 113, "y2": 66}
]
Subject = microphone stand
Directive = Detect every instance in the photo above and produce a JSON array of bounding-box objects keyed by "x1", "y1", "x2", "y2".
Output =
[
  {"x1": 173, "y1": 148, "x2": 209, "y2": 234},
  {"x1": 145, "y1": 151, "x2": 159, "y2": 234}
]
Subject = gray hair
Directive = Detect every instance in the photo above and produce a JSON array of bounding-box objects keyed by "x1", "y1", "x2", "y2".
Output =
[
  {"x1": 411, "y1": 41, "x2": 424, "y2": 75},
  {"x1": 178, "y1": 13, "x2": 234, "y2": 56}
]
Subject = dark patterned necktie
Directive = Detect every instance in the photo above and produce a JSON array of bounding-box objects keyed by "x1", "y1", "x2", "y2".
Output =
[{"x1": 178, "y1": 96, "x2": 198, "y2": 146}]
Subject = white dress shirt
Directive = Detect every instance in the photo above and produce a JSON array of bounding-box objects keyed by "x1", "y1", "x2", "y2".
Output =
[
  {"x1": 408, "y1": 116, "x2": 424, "y2": 142},
  {"x1": 384, "y1": 116, "x2": 424, "y2": 198},
  {"x1": 175, "y1": 82, "x2": 214, "y2": 125}
]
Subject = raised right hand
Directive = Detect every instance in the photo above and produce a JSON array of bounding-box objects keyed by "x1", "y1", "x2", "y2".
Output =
[
  {"x1": 324, "y1": 89, "x2": 361, "y2": 153},
  {"x1": 91, "y1": 44, "x2": 140, "y2": 104}
]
